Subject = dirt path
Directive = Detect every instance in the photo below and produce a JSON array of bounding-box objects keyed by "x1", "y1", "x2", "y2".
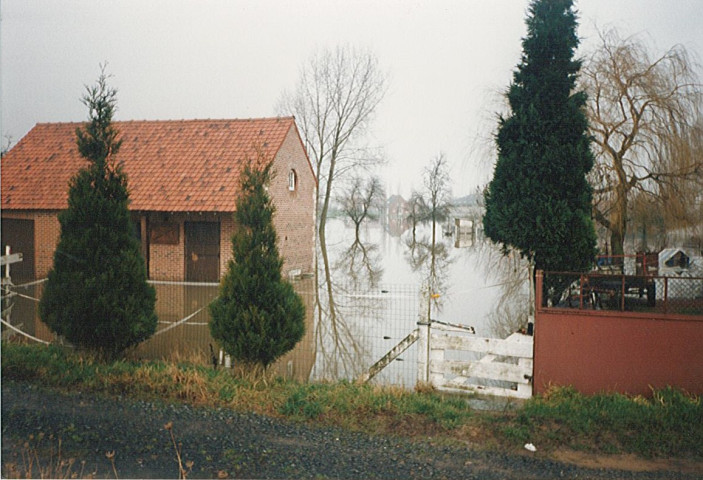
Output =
[{"x1": 2, "y1": 381, "x2": 699, "y2": 479}]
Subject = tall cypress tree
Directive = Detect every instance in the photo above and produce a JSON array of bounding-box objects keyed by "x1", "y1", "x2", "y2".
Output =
[
  {"x1": 209, "y1": 160, "x2": 305, "y2": 371},
  {"x1": 483, "y1": 0, "x2": 596, "y2": 294},
  {"x1": 39, "y1": 69, "x2": 157, "y2": 359}
]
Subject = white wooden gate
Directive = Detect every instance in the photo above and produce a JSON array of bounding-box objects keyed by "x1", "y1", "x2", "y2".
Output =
[{"x1": 417, "y1": 321, "x2": 533, "y2": 399}]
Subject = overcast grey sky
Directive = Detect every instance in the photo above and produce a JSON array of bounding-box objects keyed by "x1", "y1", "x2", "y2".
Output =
[{"x1": 2, "y1": 0, "x2": 702, "y2": 197}]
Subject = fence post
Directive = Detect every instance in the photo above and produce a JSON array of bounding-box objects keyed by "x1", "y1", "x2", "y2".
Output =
[
  {"x1": 428, "y1": 328, "x2": 444, "y2": 387},
  {"x1": 417, "y1": 287, "x2": 434, "y2": 385},
  {"x1": 417, "y1": 319, "x2": 429, "y2": 384},
  {"x1": 4, "y1": 246, "x2": 10, "y2": 279},
  {"x1": 535, "y1": 270, "x2": 543, "y2": 313}
]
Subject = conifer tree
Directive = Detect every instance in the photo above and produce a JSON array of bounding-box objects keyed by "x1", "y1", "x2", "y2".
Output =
[
  {"x1": 209, "y1": 160, "x2": 305, "y2": 371},
  {"x1": 39, "y1": 68, "x2": 157, "y2": 359},
  {"x1": 483, "y1": 0, "x2": 596, "y2": 299}
]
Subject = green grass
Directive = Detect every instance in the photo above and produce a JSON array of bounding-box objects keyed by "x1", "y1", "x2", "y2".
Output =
[
  {"x1": 3, "y1": 342, "x2": 702, "y2": 459},
  {"x1": 509, "y1": 385, "x2": 703, "y2": 457}
]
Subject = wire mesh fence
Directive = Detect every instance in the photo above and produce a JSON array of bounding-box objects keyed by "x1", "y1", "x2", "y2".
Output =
[
  {"x1": 313, "y1": 282, "x2": 420, "y2": 387},
  {"x1": 1, "y1": 279, "x2": 48, "y2": 344},
  {"x1": 1, "y1": 276, "x2": 423, "y2": 387},
  {"x1": 542, "y1": 271, "x2": 703, "y2": 316}
]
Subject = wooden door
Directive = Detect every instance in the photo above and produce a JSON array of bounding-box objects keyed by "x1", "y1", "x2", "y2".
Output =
[
  {"x1": 0, "y1": 218, "x2": 35, "y2": 282},
  {"x1": 184, "y1": 222, "x2": 220, "y2": 282}
]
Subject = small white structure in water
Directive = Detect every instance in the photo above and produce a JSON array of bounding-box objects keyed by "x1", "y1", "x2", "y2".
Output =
[{"x1": 453, "y1": 218, "x2": 475, "y2": 248}]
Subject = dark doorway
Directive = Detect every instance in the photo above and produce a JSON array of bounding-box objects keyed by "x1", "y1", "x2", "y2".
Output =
[
  {"x1": 1, "y1": 218, "x2": 35, "y2": 282},
  {"x1": 185, "y1": 221, "x2": 220, "y2": 282}
]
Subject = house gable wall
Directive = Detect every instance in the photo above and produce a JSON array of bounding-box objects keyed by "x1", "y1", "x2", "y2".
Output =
[{"x1": 269, "y1": 126, "x2": 316, "y2": 278}]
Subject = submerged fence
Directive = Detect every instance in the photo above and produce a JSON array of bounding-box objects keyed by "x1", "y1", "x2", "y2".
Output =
[{"x1": 0, "y1": 277, "x2": 423, "y2": 387}]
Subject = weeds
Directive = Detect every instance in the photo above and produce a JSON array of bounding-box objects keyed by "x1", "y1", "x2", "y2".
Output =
[
  {"x1": 164, "y1": 422, "x2": 193, "y2": 479},
  {"x1": 105, "y1": 451, "x2": 118, "y2": 479},
  {"x1": 3, "y1": 342, "x2": 702, "y2": 460},
  {"x1": 2, "y1": 432, "x2": 97, "y2": 479}
]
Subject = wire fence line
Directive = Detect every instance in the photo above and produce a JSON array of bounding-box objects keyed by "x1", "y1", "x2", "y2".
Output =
[{"x1": 0, "y1": 276, "x2": 423, "y2": 386}]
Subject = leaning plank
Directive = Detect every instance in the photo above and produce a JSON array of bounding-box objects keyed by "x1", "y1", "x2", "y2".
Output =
[
  {"x1": 434, "y1": 360, "x2": 531, "y2": 384},
  {"x1": 430, "y1": 333, "x2": 533, "y2": 357},
  {"x1": 358, "y1": 328, "x2": 419, "y2": 383}
]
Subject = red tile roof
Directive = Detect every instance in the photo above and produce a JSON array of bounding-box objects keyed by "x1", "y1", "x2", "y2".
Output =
[{"x1": 2, "y1": 117, "x2": 302, "y2": 212}]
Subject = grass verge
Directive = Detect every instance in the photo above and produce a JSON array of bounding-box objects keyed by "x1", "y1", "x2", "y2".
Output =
[{"x1": 2, "y1": 342, "x2": 702, "y2": 459}]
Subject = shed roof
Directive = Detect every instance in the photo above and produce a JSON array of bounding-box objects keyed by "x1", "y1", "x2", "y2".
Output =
[{"x1": 1, "y1": 117, "x2": 305, "y2": 212}]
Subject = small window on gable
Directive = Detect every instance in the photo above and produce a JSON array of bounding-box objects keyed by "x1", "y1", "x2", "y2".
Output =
[{"x1": 288, "y1": 169, "x2": 297, "y2": 191}]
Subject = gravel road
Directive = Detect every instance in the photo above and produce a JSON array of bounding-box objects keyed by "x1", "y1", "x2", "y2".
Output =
[{"x1": 2, "y1": 381, "x2": 699, "y2": 479}]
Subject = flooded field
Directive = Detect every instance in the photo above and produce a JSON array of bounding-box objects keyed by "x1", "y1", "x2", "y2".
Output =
[{"x1": 2, "y1": 217, "x2": 509, "y2": 387}]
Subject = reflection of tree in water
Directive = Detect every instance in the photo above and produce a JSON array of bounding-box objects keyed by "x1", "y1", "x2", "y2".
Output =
[
  {"x1": 335, "y1": 237, "x2": 383, "y2": 290},
  {"x1": 472, "y1": 240, "x2": 530, "y2": 338},
  {"x1": 405, "y1": 154, "x2": 453, "y2": 317},
  {"x1": 404, "y1": 234, "x2": 451, "y2": 313},
  {"x1": 313, "y1": 228, "x2": 384, "y2": 380}
]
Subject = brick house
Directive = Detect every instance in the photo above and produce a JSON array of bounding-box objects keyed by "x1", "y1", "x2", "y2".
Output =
[{"x1": 1, "y1": 117, "x2": 317, "y2": 283}]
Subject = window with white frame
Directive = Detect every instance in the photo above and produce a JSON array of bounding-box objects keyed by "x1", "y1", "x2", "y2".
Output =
[{"x1": 288, "y1": 169, "x2": 297, "y2": 191}]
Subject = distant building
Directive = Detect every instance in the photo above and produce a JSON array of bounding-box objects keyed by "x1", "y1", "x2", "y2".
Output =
[
  {"x1": 386, "y1": 194, "x2": 411, "y2": 236},
  {"x1": 1, "y1": 118, "x2": 317, "y2": 283}
]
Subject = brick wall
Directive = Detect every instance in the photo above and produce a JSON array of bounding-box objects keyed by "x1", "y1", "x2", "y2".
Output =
[
  {"x1": 2, "y1": 126, "x2": 316, "y2": 284},
  {"x1": 220, "y1": 214, "x2": 235, "y2": 275},
  {"x1": 270, "y1": 126, "x2": 317, "y2": 278},
  {"x1": 147, "y1": 213, "x2": 186, "y2": 281},
  {"x1": 35, "y1": 213, "x2": 61, "y2": 279}
]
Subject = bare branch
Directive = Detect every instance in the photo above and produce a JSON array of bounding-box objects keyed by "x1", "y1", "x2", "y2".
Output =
[{"x1": 581, "y1": 27, "x2": 703, "y2": 254}]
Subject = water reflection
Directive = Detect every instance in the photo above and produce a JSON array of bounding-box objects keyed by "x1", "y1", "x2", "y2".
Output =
[
  {"x1": 309, "y1": 215, "x2": 506, "y2": 386},
  {"x1": 471, "y1": 237, "x2": 531, "y2": 337},
  {"x1": 333, "y1": 236, "x2": 384, "y2": 290},
  {"x1": 3, "y1": 211, "x2": 524, "y2": 387},
  {"x1": 404, "y1": 232, "x2": 452, "y2": 313},
  {"x1": 312, "y1": 219, "x2": 382, "y2": 381}
]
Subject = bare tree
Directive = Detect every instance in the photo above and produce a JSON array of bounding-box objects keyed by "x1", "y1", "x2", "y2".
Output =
[
  {"x1": 278, "y1": 47, "x2": 386, "y2": 369},
  {"x1": 337, "y1": 174, "x2": 385, "y2": 242},
  {"x1": 405, "y1": 154, "x2": 453, "y2": 315},
  {"x1": 278, "y1": 45, "x2": 386, "y2": 241},
  {"x1": 406, "y1": 190, "x2": 429, "y2": 244},
  {"x1": 582, "y1": 28, "x2": 703, "y2": 255},
  {"x1": 1, "y1": 135, "x2": 13, "y2": 157}
]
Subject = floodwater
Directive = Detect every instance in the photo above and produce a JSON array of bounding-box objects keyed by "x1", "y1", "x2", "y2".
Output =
[
  {"x1": 309, "y1": 217, "x2": 505, "y2": 387},
  {"x1": 2, "y1": 217, "x2": 509, "y2": 387},
  {"x1": 325, "y1": 217, "x2": 500, "y2": 335}
]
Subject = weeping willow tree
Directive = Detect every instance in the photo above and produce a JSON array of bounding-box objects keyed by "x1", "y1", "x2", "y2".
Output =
[{"x1": 582, "y1": 28, "x2": 703, "y2": 255}]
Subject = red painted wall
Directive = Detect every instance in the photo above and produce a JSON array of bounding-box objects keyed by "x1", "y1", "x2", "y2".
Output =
[{"x1": 534, "y1": 274, "x2": 703, "y2": 396}]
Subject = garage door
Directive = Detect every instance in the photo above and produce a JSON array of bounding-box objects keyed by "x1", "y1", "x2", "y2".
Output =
[{"x1": 184, "y1": 221, "x2": 220, "y2": 282}]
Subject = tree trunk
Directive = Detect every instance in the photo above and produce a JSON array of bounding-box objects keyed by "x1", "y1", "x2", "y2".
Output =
[{"x1": 610, "y1": 185, "x2": 629, "y2": 257}]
